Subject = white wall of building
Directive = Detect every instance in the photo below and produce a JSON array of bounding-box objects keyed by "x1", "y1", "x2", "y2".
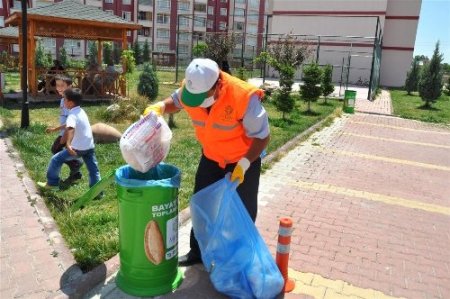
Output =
[{"x1": 268, "y1": 0, "x2": 422, "y2": 88}]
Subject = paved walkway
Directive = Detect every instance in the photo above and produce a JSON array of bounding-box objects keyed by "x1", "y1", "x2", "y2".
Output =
[{"x1": 1, "y1": 92, "x2": 449, "y2": 298}]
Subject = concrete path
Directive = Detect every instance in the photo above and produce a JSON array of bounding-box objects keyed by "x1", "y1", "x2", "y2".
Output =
[
  {"x1": 1, "y1": 91, "x2": 449, "y2": 299},
  {"x1": 0, "y1": 130, "x2": 78, "y2": 298}
]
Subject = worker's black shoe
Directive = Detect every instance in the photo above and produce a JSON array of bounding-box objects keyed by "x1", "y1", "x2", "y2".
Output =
[{"x1": 178, "y1": 251, "x2": 202, "y2": 266}]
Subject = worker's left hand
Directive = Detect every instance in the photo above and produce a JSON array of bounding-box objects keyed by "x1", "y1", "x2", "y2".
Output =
[
  {"x1": 231, "y1": 158, "x2": 250, "y2": 185},
  {"x1": 143, "y1": 102, "x2": 165, "y2": 117}
]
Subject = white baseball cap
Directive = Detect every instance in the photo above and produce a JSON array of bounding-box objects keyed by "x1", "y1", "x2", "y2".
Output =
[{"x1": 181, "y1": 58, "x2": 220, "y2": 107}]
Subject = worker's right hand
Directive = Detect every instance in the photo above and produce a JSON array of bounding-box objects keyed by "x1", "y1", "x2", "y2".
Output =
[{"x1": 143, "y1": 102, "x2": 165, "y2": 117}]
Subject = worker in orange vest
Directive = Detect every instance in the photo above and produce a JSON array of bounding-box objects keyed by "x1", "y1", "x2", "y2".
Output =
[{"x1": 144, "y1": 58, "x2": 270, "y2": 266}]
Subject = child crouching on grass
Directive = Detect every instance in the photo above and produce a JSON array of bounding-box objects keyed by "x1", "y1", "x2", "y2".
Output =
[{"x1": 38, "y1": 88, "x2": 101, "y2": 190}]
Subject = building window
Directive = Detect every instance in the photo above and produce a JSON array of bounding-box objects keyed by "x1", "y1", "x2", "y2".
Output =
[
  {"x1": 105, "y1": 10, "x2": 114, "y2": 14},
  {"x1": 247, "y1": 24, "x2": 257, "y2": 34},
  {"x1": 157, "y1": 29, "x2": 170, "y2": 39},
  {"x1": 157, "y1": 0, "x2": 170, "y2": 9},
  {"x1": 220, "y1": 8, "x2": 227, "y2": 16},
  {"x1": 138, "y1": 0, "x2": 152, "y2": 5},
  {"x1": 235, "y1": 8, "x2": 245, "y2": 16},
  {"x1": 178, "y1": 1, "x2": 190, "y2": 11},
  {"x1": 127, "y1": 31, "x2": 132, "y2": 36},
  {"x1": 105, "y1": 0, "x2": 113, "y2": 4},
  {"x1": 179, "y1": 32, "x2": 190, "y2": 41},
  {"x1": 248, "y1": 14, "x2": 259, "y2": 22},
  {"x1": 207, "y1": 6, "x2": 214, "y2": 15},
  {"x1": 235, "y1": 0, "x2": 245, "y2": 4},
  {"x1": 179, "y1": 45, "x2": 189, "y2": 54},
  {"x1": 156, "y1": 44, "x2": 170, "y2": 52},
  {"x1": 207, "y1": 19, "x2": 214, "y2": 29},
  {"x1": 157, "y1": 13, "x2": 170, "y2": 24},
  {"x1": 138, "y1": 27, "x2": 151, "y2": 37},
  {"x1": 194, "y1": 16, "x2": 206, "y2": 27},
  {"x1": 0, "y1": 16, "x2": 4, "y2": 27},
  {"x1": 194, "y1": 3, "x2": 206, "y2": 13},
  {"x1": 42, "y1": 38, "x2": 56, "y2": 48},
  {"x1": 122, "y1": 11, "x2": 132, "y2": 21},
  {"x1": 179, "y1": 17, "x2": 190, "y2": 27},
  {"x1": 249, "y1": 0, "x2": 259, "y2": 9},
  {"x1": 234, "y1": 22, "x2": 244, "y2": 31},
  {"x1": 122, "y1": 0, "x2": 131, "y2": 5},
  {"x1": 221, "y1": 0, "x2": 228, "y2": 3},
  {"x1": 219, "y1": 22, "x2": 227, "y2": 30},
  {"x1": 138, "y1": 11, "x2": 152, "y2": 21},
  {"x1": 193, "y1": 31, "x2": 205, "y2": 41},
  {"x1": 246, "y1": 36, "x2": 257, "y2": 46}
]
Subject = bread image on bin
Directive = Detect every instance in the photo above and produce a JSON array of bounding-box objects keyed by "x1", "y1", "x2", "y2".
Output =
[{"x1": 144, "y1": 220, "x2": 165, "y2": 265}]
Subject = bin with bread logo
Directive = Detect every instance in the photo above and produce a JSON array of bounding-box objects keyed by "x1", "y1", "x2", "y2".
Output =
[{"x1": 115, "y1": 163, "x2": 183, "y2": 297}]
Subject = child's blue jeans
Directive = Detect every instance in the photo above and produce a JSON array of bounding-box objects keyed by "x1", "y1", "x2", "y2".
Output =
[{"x1": 47, "y1": 148, "x2": 101, "y2": 187}]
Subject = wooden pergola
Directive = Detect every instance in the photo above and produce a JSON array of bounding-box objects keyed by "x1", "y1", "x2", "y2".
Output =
[{"x1": 5, "y1": 0, "x2": 141, "y2": 96}]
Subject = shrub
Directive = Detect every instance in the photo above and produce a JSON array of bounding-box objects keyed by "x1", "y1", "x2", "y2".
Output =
[
  {"x1": 445, "y1": 77, "x2": 450, "y2": 96},
  {"x1": 100, "y1": 95, "x2": 149, "y2": 123},
  {"x1": 321, "y1": 64, "x2": 334, "y2": 104},
  {"x1": 236, "y1": 67, "x2": 247, "y2": 81},
  {"x1": 301, "y1": 63, "x2": 323, "y2": 112},
  {"x1": 143, "y1": 40, "x2": 151, "y2": 63},
  {"x1": 418, "y1": 41, "x2": 443, "y2": 107},
  {"x1": 405, "y1": 58, "x2": 420, "y2": 95},
  {"x1": 137, "y1": 63, "x2": 159, "y2": 101}
]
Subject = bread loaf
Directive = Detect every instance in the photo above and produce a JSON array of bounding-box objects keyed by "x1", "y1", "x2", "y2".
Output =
[{"x1": 144, "y1": 220, "x2": 164, "y2": 265}]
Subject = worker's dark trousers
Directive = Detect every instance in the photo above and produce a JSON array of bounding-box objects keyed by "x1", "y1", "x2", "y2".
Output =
[{"x1": 189, "y1": 154, "x2": 261, "y2": 259}]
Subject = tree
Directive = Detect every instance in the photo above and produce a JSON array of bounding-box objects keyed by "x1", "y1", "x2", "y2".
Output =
[
  {"x1": 59, "y1": 47, "x2": 68, "y2": 68},
  {"x1": 35, "y1": 42, "x2": 47, "y2": 67},
  {"x1": 88, "y1": 41, "x2": 98, "y2": 65},
  {"x1": 103, "y1": 42, "x2": 113, "y2": 66},
  {"x1": 192, "y1": 42, "x2": 208, "y2": 57},
  {"x1": 204, "y1": 33, "x2": 237, "y2": 68},
  {"x1": 405, "y1": 58, "x2": 420, "y2": 95},
  {"x1": 133, "y1": 42, "x2": 142, "y2": 65},
  {"x1": 255, "y1": 34, "x2": 311, "y2": 118},
  {"x1": 113, "y1": 44, "x2": 121, "y2": 64},
  {"x1": 45, "y1": 52, "x2": 53, "y2": 67},
  {"x1": 321, "y1": 64, "x2": 334, "y2": 104},
  {"x1": 418, "y1": 41, "x2": 443, "y2": 108},
  {"x1": 445, "y1": 77, "x2": 450, "y2": 96},
  {"x1": 301, "y1": 63, "x2": 323, "y2": 113},
  {"x1": 143, "y1": 40, "x2": 151, "y2": 63},
  {"x1": 121, "y1": 49, "x2": 136, "y2": 96},
  {"x1": 138, "y1": 63, "x2": 159, "y2": 100},
  {"x1": 442, "y1": 63, "x2": 450, "y2": 74}
]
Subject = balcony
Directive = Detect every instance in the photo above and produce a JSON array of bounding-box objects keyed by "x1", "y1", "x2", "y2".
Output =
[{"x1": 138, "y1": 20, "x2": 152, "y2": 27}]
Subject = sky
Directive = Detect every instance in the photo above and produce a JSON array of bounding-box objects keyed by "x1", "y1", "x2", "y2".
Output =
[{"x1": 413, "y1": 0, "x2": 450, "y2": 63}]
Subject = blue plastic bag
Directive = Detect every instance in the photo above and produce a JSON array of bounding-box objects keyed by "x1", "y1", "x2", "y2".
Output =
[{"x1": 190, "y1": 175, "x2": 284, "y2": 299}]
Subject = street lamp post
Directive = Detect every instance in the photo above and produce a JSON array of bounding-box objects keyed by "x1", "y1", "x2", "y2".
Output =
[{"x1": 20, "y1": 0, "x2": 29, "y2": 128}]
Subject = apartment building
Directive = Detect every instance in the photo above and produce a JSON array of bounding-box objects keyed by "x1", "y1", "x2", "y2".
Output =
[
  {"x1": 1, "y1": 0, "x2": 267, "y2": 66},
  {"x1": 267, "y1": 0, "x2": 422, "y2": 87},
  {"x1": 136, "y1": 0, "x2": 267, "y2": 65}
]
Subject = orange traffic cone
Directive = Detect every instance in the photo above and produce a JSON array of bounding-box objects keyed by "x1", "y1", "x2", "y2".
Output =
[{"x1": 276, "y1": 217, "x2": 295, "y2": 292}]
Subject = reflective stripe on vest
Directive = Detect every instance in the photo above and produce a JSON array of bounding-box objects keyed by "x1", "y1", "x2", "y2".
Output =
[
  {"x1": 212, "y1": 123, "x2": 240, "y2": 131},
  {"x1": 192, "y1": 120, "x2": 205, "y2": 127}
]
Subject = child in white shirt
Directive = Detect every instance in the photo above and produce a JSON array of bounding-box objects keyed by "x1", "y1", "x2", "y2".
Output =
[{"x1": 38, "y1": 88, "x2": 101, "y2": 190}]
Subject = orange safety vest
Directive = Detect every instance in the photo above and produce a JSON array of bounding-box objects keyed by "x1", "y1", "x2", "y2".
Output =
[{"x1": 180, "y1": 71, "x2": 264, "y2": 168}]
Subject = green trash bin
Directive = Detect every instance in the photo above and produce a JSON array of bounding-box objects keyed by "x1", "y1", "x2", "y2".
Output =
[
  {"x1": 115, "y1": 164, "x2": 183, "y2": 297},
  {"x1": 344, "y1": 90, "x2": 357, "y2": 113}
]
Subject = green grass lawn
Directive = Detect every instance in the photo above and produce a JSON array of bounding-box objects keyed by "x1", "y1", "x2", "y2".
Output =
[
  {"x1": 4, "y1": 72, "x2": 20, "y2": 92},
  {"x1": 1, "y1": 71, "x2": 341, "y2": 271},
  {"x1": 390, "y1": 90, "x2": 450, "y2": 124}
]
